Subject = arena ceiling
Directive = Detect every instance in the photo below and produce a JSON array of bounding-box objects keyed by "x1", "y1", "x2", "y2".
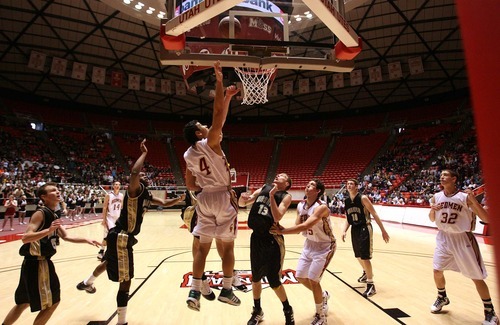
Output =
[{"x1": 0, "y1": 0, "x2": 468, "y2": 119}]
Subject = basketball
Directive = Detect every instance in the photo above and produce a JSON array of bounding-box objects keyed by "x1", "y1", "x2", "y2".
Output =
[{"x1": 218, "y1": 16, "x2": 241, "y2": 38}]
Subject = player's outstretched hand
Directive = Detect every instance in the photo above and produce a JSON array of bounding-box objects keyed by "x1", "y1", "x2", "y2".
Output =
[
  {"x1": 269, "y1": 222, "x2": 285, "y2": 235},
  {"x1": 140, "y1": 138, "x2": 148, "y2": 154},
  {"x1": 225, "y1": 84, "x2": 240, "y2": 98},
  {"x1": 214, "y1": 61, "x2": 223, "y2": 83},
  {"x1": 86, "y1": 239, "x2": 102, "y2": 247}
]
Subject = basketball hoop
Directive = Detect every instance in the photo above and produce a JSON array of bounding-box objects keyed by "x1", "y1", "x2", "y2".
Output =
[{"x1": 234, "y1": 66, "x2": 276, "y2": 105}]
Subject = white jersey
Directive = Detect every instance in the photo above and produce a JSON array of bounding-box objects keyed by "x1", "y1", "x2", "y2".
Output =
[
  {"x1": 433, "y1": 190, "x2": 475, "y2": 233},
  {"x1": 184, "y1": 138, "x2": 231, "y2": 189},
  {"x1": 106, "y1": 191, "x2": 124, "y2": 227},
  {"x1": 297, "y1": 200, "x2": 335, "y2": 243}
]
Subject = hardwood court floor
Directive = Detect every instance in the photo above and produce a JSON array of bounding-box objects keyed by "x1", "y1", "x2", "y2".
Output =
[{"x1": 0, "y1": 209, "x2": 497, "y2": 325}]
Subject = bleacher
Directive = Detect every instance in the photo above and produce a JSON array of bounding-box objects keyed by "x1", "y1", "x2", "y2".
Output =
[
  {"x1": 227, "y1": 139, "x2": 274, "y2": 189},
  {"x1": 275, "y1": 138, "x2": 329, "y2": 189},
  {"x1": 323, "y1": 112, "x2": 384, "y2": 132},
  {"x1": 322, "y1": 132, "x2": 390, "y2": 187}
]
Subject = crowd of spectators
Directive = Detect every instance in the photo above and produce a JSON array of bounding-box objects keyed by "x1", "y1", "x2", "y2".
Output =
[
  {"x1": 1, "y1": 124, "x2": 177, "y2": 202},
  {"x1": 349, "y1": 125, "x2": 483, "y2": 206},
  {"x1": 1, "y1": 114, "x2": 484, "y2": 215}
]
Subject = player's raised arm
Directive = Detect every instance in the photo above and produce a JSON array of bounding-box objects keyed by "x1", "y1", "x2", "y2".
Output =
[
  {"x1": 129, "y1": 139, "x2": 148, "y2": 197},
  {"x1": 207, "y1": 61, "x2": 226, "y2": 149}
]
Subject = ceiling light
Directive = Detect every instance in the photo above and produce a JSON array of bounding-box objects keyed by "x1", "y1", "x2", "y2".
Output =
[
  {"x1": 157, "y1": 11, "x2": 165, "y2": 18},
  {"x1": 123, "y1": 0, "x2": 131, "y2": 4},
  {"x1": 296, "y1": 17, "x2": 302, "y2": 21},
  {"x1": 135, "y1": 4, "x2": 142, "y2": 9},
  {"x1": 146, "y1": 7, "x2": 155, "y2": 14},
  {"x1": 306, "y1": 13, "x2": 313, "y2": 19}
]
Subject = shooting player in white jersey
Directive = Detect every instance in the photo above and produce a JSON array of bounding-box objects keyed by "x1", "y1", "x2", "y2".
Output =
[{"x1": 183, "y1": 61, "x2": 241, "y2": 312}]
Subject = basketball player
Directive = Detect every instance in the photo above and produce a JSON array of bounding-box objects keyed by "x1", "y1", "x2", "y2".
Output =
[
  {"x1": 76, "y1": 139, "x2": 185, "y2": 325},
  {"x1": 274, "y1": 179, "x2": 335, "y2": 325},
  {"x1": 97, "y1": 181, "x2": 124, "y2": 260},
  {"x1": 342, "y1": 178, "x2": 390, "y2": 298},
  {"x1": 2, "y1": 182, "x2": 100, "y2": 325},
  {"x1": 183, "y1": 61, "x2": 240, "y2": 311},
  {"x1": 429, "y1": 169, "x2": 498, "y2": 324},
  {"x1": 238, "y1": 173, "x2": 295, "y2": 325}
]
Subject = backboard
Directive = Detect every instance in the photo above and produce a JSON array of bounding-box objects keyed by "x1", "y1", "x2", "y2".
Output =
[{"x1": 160, "y1": 0, "x2": 361, "y2": 102}]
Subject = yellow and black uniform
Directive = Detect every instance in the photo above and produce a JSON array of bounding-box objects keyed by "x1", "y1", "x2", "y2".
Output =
[
  {"x1": 16, "y1": 207, "x2": 60, "y2": 312},
  {"x1": 248, "y1": 184, "x2": 288, "y2": 288},
  {"x1": 344, "y1": 192, "x2": 373, "y2": 260},
  {"x1": 105, "y1": 183, "x2": 152, "y2": 282}
]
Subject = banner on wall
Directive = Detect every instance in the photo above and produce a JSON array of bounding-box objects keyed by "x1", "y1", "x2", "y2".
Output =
[
  {"x1": 71, "y1": 62, "x2": 87, "y2": 81},
  {"x1": 50, "y1": 57, "x2": 67, "y2": 76},
  {"x1": 283, "y1": 80, "x2": 293, "y2": 95},
  {"x1": 333, "y1": 73, "x2": 344, "y2": 88},
  {"x1": 28, "y1": 51, "x2": 46, "y2": 71},
  {"x1": 145, "y1": 77, "x2": 156, "y2": 92},
  {"x1": 368, "y1": 66, "x2": 382, "y2": 83},
  {"x1": 388, "y1": 61, "x2": 403, "y2": 80},
  {"x1": 408, "y1": 57, "x2": 424, "y2": 75},
  {"x1": 299, "y1": 79, "x2": 309, "y2": 94},
  {"x1": 111, "y1": 71, "x2": 123, "y2": 87},
  {"x1": 92, "y1": 67, "x2": 106, "y2": 85},
  {"x1": 128, "y1": 74, "x2": 140, "y2": 90},
  {"x1": 350, "y1": 69, "x2": 363, "y2": 86}
]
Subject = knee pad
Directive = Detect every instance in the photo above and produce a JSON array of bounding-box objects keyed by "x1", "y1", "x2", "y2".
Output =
[
  {"x1": 117, "y1": 290, "x2": 129, "y2": 307},
  {"x1": 268, "y1": 275, "x2": 282, "y2": 289}
]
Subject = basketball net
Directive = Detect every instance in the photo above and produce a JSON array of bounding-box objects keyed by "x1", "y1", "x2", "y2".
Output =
[{"x1": 234, "y1": 66, "x2": 276, "y2": 105}]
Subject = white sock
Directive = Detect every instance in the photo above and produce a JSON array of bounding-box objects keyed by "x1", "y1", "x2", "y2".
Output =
[
  {"x1": 192, "y1": 278, "x2": 202, "y2": 292},
  {"x1": 117, "y1": 306, "x2": 127, "y2": 324},
  {"x1": 315, "y1": 303, "x2": 323, "y2": 314},
  {"x1": 223, "y1": 276, "x2": 232, "y2": 290},
  {"x1": 85, "y1": 275, "x2": 96, "y2": 285}
]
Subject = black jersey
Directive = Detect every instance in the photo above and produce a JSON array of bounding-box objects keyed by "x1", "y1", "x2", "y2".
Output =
[
  {"x1": 248, "y1": 184, "x2": 288, "y2": 235},
  {"x1": 344, "y1": 193, "x2": 371, "y2": 227},
  {"x1": 115, "y1": 183, "x2": 153, "y2": 236},
  {"x1": 19, "y1": 207, "x2": 60, "y2": 258},
  {"x1": 18, "y1": 199, "x2": 27, "y2": 211}
]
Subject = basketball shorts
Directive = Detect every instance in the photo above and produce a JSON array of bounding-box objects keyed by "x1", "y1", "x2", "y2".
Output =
[
  {"x1": 105, "y1": 229, "x2": 137, "y2": 282},
  {"x1": 296, "y1": 239, "x2": 336, "y2": 283},
  {"x1": 15, "y1": 257, "x2": 60, "y2": 312},
  {"x1": 192, "y1": 189, "x2": 238, "y2": 242},
  {"x1": 351, "y1": 224, "x2": 373, "y2": 260},
  {"x1": 433, "y1": 230, "x2": 487, "y2": 279},
  {"x1": 250, "y1": 232, "x2": 285, "y2": 288}
]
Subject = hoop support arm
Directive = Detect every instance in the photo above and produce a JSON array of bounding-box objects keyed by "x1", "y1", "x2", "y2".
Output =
[{"x1": 301, "y1": 0, "x2": 359, "y2": 47}]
